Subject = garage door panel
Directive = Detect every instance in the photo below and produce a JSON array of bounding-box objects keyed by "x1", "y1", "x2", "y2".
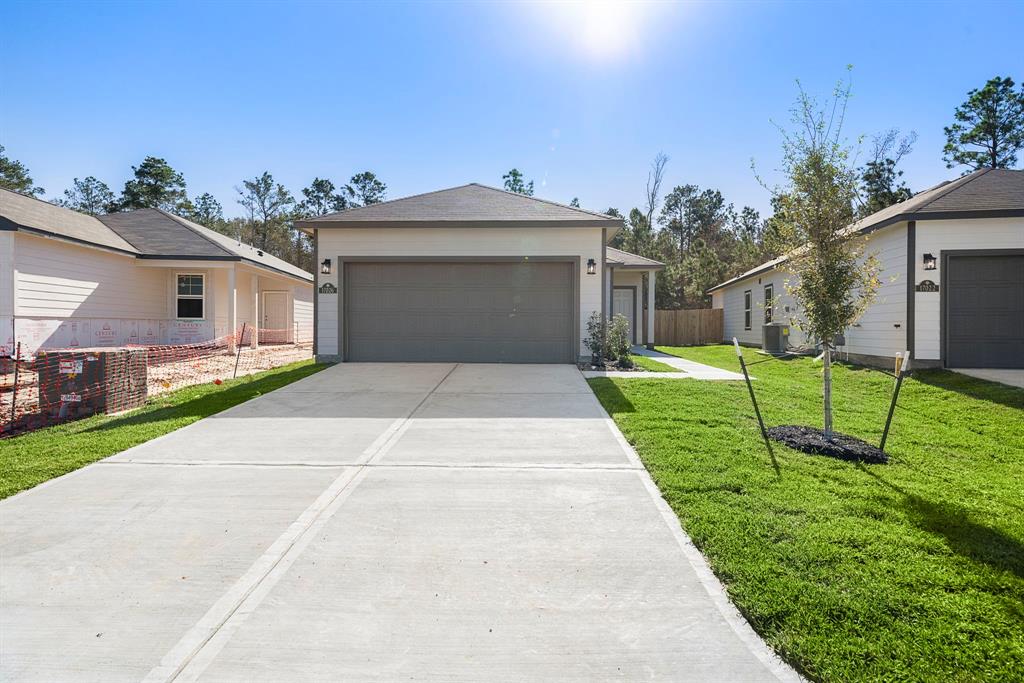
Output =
[
  {"x1": 946, "y1": 254, "x2": 1024, "y2": 369},
  {"x1": 345, "y1": 262, "x2": 575, "y2": 363}
]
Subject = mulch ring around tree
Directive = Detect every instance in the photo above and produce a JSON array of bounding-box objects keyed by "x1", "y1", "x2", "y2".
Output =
[{"x1": 767, "y1": 425, "x2": 889, "y2": 464}]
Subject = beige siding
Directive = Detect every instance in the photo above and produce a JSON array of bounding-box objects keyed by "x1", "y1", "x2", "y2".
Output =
[
  {"x1": 315, "y1": 227, "x2": 604, "y2": 359},
  {"x1": 1, "y1": 232, "x2": 14, "y2": 318},
  {"x1": 15, "y1": 232, "x2": 166, "y2": 319},
  {"x1": 293, "y1": 284, "x2": 314, "y2": 342},
  {"x1": 914, "y1": 217, "x2": 1023, "y2": 360}
]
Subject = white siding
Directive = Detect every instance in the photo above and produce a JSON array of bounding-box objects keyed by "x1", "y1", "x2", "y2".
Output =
[
  {"x1": 717, "y1": 222, "x2": 908, "y2": 356},
  {"x1": 315, "y1": 227, "x2": 605, "y2": 359},
  {"x1": 720, "y1": 278, "x2": 762, "y2": 346},
  {"x1": 842, "y1": 222, "x2": 907, "y2": 358},
  {"x1": 914, "y1": 217, "x2": 1024, "y2": 360},
  {"x1": 15, "y1": 232, "x2": 166, "y2": 319}
]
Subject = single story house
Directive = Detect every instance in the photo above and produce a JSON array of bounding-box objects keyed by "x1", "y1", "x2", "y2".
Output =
[
  {"x1": 708, "y1": 168, "x2": 1024, "y2": 369},
  {"x1": 1, "y1": 189, "x2": 313, "y2": 355},
  {"x1": 296, "y1": 183, "x2": 664, "y2": 363}
]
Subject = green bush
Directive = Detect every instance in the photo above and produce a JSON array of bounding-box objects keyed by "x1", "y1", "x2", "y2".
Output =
[
  {"x1": 583, "y1": 312, "x2": 633, "y2": 366},
  {"x1": 607, "y1": 314, "x2": 632, "y2": 366}
]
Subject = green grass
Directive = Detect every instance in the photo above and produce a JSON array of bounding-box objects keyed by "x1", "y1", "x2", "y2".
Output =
[
  {"x1": 630, "y1": 354, "x2": 678, "y2": 372},
  {"x1": 0, "y1": 360, "x2": 328, "y2": 499},
  {"x1": 589, "y1": 345, "x2": 1024, "y2": 682}
]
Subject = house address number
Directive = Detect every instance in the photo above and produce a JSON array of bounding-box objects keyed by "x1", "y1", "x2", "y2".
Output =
[
  {"x1": 318, "y1": 282, "x2": 338, "y2": 294},
  {"x1": 915, "y1": 280, "x2": 939, "y2": 293}
]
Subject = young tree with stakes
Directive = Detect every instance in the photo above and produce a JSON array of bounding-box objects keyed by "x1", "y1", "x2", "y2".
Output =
[{"x1": 764, "y1": 73, "x2": 881, "y2": 439}]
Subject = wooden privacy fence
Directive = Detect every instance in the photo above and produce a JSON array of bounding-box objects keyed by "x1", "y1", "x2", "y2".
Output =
[{"x1": 654, "y1": 308, "x2": 723, "y2": 346}]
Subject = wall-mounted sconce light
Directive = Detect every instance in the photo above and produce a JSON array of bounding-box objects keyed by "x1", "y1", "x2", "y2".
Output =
[
  {"x1": 586, "y1": 258, "x2": 597, "y2": 275},
  {"x1": 321, "y1": 258, "x2": 332, "y2": 275},
  {"x1": 923, "y1": 253, "x2": 936, "y2": 271}
]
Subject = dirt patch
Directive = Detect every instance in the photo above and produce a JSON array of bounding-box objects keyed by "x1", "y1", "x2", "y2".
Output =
[{"x1": 767, "y1": 425, "x2": 889, "y2": 464}]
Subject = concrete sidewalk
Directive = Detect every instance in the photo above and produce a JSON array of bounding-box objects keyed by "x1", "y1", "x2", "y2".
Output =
[
  {"x1": 582, "y1": 347, "x2": 748, "y2": 380},
  {"x1": 1, "y1": 363, "x2": 797, "y2": 682}
]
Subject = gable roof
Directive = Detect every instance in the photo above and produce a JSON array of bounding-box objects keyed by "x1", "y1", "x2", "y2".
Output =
[
  {"x1": 295, "y1": 183, "x2": 623, "y2": 233},
  {"x1": 707, "y1": 168, "x2": 1024, "y2": 293},
  {"x1": 606, "y1": 247, "x2": 665, "y2": 269},
  {"x1": 99, "y1": 209, "x2": 312, "y2": 281},
  {"x1": 99, "y1": 209, "x2": 234, "y2": 258},
  {"x1": 0, "y1": 189, "x2": 310, "y2": 282},
  {"x1": 0, "y1": 188, "x2": 139, "y2": 254}
]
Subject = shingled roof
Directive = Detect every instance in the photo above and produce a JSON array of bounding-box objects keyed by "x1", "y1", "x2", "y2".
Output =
[
  {"x1": 708, "y1": 168, "x2": 1024, "y2": 293},
  {"x1": 0, "y1": 188, "x2": 139, "y2": 253},
  {"x1": 0, "y1": 189, "x2": 310, "y2": 281},
  {"x1": 295, "y1": 183, "x2": 623, "y2": 231},
  {"x1": 100, "y1": 209, "x2": 312, "y2": 281},
  {"x1": 606, "y1": 247, "x2": 665, "y2": 269}
]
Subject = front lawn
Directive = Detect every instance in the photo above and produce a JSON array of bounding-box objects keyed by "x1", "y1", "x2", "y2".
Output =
[
  {"x1": 0, "y1": 360, "x2": 328, "y2": 499},
  {"x1": 589, "y1": 344, "x2": 1024, "y2": 682},
  {"x1": 631, "y1": 354, "x2": 677, "y2": 372}
]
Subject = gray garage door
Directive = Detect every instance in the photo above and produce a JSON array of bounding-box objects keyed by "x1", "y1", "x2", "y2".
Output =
[
  {"x1": 345, "y1": 261, "x2": 575, "y2": 363},
  {"x1": 946, "y1": 254, "x2": 1024, "y2": 368}
]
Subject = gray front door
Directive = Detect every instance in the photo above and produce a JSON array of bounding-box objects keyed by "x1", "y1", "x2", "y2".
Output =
[
  {"x1": 345, "y1": 261, "x2": 575, "y2": 363},
  {"x1": 945, "y1": 254, "x2": 1024, "y2": 368}
]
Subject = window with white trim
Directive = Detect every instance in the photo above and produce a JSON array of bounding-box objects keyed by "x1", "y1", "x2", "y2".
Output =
[
  {"x1": 176, "y1": 274, "x2": 205, "y2": 319},
  {"x1": 764, "y1": 284, "x2": 774, "y2": 324},
  {"x1": 743, "y1": 290, "x2": 752, "y2": 330}
]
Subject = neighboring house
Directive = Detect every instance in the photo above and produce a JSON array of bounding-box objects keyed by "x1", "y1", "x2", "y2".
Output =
[
  {"x1": 296, "y1": 183, "x2": 664, "y2": 363},
  {"x1": 0, "y1": 189, "x2": 313, "y2": 355},
  {"x1": 708, "y1": 168, "x2": 1024, "y2": 369}
]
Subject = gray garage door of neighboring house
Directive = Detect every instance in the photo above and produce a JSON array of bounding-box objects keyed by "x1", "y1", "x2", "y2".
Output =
[
  {"x1": 344, "y1": 261, "x2": 576, "y2": 363},
  {"x1": 945, "y1": 254, "x2": 1024, "y2": 368}
]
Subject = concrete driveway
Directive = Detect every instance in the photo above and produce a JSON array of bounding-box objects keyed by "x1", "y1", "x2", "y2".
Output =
[{"x1": 1, "y1": 363, "x2": 797, "y2": 682}]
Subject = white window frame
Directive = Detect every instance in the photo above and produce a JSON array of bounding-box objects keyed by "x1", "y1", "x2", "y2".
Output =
[
  {"x1": 175, "y1": 273, "x2": 206, "y2": 320},
  {"x1": 764, "y1": 284, "x2": 774, "y2": 324},
  {"x1": 743, "y1": 290, "x2": 752, "y2": 330}
]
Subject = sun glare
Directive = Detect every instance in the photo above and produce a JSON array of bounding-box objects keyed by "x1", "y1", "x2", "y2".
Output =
[{"x1": 533, "y1": 0, "x2": 665, "y2": 62}]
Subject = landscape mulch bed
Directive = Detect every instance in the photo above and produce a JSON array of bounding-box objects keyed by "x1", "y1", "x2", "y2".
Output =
[
  {"x1": 767, "y1": 424, "x2": 889, "y2": 464},
  {"x1": 578, "y1": 361, "x2": 646, "y2": 372}
]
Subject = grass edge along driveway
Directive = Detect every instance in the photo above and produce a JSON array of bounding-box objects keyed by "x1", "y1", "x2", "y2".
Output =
[
  {"x1": 589, "y1": 344, "x2": 1024, "y2": 683},
  {"x1": 0, "y1": 360, "x2": 328, "y2": 499}
]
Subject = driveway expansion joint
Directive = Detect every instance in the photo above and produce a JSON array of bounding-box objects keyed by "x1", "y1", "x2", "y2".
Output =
[{"x1": 144, "y1": 362, "x2": 463, "y2": 682}]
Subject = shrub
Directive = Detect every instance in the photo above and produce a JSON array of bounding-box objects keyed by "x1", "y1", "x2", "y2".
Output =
[
  {"x1": 583, "y1": 312, "x2": 633, "y2": 366},
  {"x1": 584, "y1": 311, "x2": 605, "y2": 363},
  {"x1": 607, "y1": 314, "x2": 633, "y2": 366}
]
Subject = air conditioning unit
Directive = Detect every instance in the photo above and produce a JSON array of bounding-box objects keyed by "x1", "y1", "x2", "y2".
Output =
[{"x1": 762, "y1": 323, "x2": 789, "y2": 354}]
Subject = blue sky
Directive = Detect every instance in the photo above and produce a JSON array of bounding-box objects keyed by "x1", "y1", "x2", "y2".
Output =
[{"x1": 3, "y1": 1, "x2": 1022, "y2": 218}]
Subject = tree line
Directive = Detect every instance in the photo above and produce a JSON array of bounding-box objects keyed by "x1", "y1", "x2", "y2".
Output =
[
  {"x1": 0, "y1": 151, "x2": 386, "y2": 273},
  {"x1": 1, "y1": 75, "x2": 1020, "y2": 297},
  {"x1": 504, "y1": 75, "x2": 1023, "y2": 309}
]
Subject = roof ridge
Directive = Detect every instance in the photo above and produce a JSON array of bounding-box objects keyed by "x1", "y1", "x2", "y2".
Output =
[
  {"x1": 312, "y1": 183, "x2": 477, "y2": 220},
  {"x1": 914, "y1": 167, "x2": 991, "y2": 212},
  {"x1": 468, "y1": 182, "x2": 618, "y2": 221},
  {"x1": 95, "y1": 213, "x2": 146, "y2": 251},
  {"x1": 1, "y1": 186, "x2": 71, "y2": 211},
  {"x1": 149, "y1": 207, "x2": 238, "y2": 257}
]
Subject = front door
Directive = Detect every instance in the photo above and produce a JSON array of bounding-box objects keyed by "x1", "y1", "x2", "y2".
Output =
[
  {"x1": 262, "y1": 291, "x2": 289, "y2": 342},
  {"x1": 612, "y1": 287, "x2": 635, "y2": 344}
]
